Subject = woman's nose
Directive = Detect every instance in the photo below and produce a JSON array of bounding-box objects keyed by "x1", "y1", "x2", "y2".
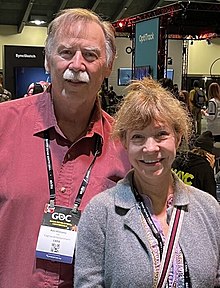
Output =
[{"x1": 142, "y1": 137, "x2": 159, "y2": 152}]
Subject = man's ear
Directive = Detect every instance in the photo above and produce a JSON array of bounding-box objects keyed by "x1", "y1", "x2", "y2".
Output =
[
  {"x1": 44, "y1": 57, "x2": 50, "y2": 73},
  {"x1": 104, "y1": 66, "x2": 112, "y2": 78},
  {"x1": 104, "y1": 59, "x2": 115, "y2": 78}
]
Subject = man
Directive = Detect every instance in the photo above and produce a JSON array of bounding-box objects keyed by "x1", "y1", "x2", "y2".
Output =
[
  {"x1": 0, "y1": 9, "x2": 130, "y2": 288},
  {"x1": 189, "y1": 80, "x2": 206, "y2": 135}
]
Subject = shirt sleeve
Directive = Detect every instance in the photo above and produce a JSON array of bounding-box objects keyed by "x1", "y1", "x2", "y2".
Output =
[
  {"x1": 206, "y1": 100, "x2": 217, "y2": 121},
  {"x1": 74, "y1": 196, "x2": 107, "y2": 288}
]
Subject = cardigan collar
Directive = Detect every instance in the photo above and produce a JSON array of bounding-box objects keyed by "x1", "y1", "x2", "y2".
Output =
[{"x1": 114, "y1": 169, "x2": 190, "y2": 210}]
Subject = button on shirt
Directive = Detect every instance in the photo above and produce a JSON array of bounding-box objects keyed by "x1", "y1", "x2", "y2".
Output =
[{"x1": 0, "y1": 91, "x2": 130, "y2": 288}]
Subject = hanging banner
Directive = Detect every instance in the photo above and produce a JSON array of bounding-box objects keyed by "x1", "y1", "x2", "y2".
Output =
[{"x1": 135, "y1": 18, "x2": 159, "y2": 79}]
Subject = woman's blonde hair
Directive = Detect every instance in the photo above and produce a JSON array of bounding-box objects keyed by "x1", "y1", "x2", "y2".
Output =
[{"x1": 113, "y1": 77, "x2": 192, "y2": 143}]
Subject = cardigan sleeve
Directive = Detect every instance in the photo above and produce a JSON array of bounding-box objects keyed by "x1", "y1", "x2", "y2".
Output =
[{"x1": 74, "y1": 195, "x2": 107, "y2": 288}]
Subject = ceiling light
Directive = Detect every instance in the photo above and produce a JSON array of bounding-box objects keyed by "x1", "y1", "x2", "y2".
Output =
[
  {"x1": 29, "y1": 15, "x2": 47, "y2": 26},
  {"x1": 30, "y1": 19, "x2": 46, "y2": 25}
]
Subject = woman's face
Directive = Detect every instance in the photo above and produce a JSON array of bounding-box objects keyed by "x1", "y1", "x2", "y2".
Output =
[{"x1": 124, "y1": 120, "x2": 181, "y2": 183}]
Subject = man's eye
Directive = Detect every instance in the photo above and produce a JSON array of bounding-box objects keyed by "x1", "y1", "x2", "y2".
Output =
[
  {"x1": 83, "y1": 51, "x2": 98, "y2": 62},
  {"x1": 59, "y1": 50, "x2": 72, "y2": 59}
]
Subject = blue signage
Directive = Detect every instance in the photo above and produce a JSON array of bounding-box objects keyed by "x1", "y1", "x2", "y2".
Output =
[{"x1": 135, "y1": 18, "x2": 159, "y2": 79}]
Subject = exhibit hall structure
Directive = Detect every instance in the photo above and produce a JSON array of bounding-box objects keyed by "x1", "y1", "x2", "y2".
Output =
[{"x1": 112, "y1": 1, "x2": 220, "y2": 89}]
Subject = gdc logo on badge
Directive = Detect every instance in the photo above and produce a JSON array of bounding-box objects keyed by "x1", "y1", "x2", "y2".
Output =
[{"x1": 52, "y1": 212, "x2": 72, "y2": 222}]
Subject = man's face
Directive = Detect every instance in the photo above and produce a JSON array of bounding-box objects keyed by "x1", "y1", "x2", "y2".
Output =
[{"x1": 46, "y1": 20, "x2": 111, "y2": 106}]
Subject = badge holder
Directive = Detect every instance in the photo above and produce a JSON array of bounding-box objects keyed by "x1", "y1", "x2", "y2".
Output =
[
  {"x1": 36, "y1": 204, "x2": 80, "y2": 264},
  {"x1": 36, "y1": 131, "x2": 102, "y2": 263}
]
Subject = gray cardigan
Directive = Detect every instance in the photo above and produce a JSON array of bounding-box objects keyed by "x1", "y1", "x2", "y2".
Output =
[{"x1": 74, "y1": 171, "x2": 220, "y2": 288}]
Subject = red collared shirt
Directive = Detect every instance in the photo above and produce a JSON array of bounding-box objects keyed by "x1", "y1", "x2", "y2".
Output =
[{"x1": 0, "y1": 91, "x2": 130, "y2": 288}]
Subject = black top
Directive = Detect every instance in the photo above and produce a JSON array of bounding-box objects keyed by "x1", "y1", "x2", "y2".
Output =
[{"x1": 172, "y1": 151, "x2": 217, "y2": 199}]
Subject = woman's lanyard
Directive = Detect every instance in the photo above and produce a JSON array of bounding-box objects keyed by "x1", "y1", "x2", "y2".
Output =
[
  {"x1": 44, "y1": 130, "x2": 102, "y2": 212},
  {"x1": 132, "y1": 186, "x2": 191, "y2": 288},
  {"x1": 133, "y1": 188, "x2": 164, "y2": 259}
]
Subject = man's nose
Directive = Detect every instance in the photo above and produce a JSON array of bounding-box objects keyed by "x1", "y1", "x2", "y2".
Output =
[{"x1": 68, "y1": 51, "x2": 86, "y2": 72}]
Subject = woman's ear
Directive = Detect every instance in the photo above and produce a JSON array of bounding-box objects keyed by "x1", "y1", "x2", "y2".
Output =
[
  {"x1": 176, "y1": 134, "x2": 183, "y2": 149},
  {"x1": 121, "y1": 138, "x2": 128, "y2": 150}
]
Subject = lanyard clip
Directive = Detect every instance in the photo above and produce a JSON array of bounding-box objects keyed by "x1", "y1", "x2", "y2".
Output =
[
  {"x1": 49, "y1": 199, "x2": 55, "y2": 209},
  {"x1": 71, "y1": 203, "x2": 79, "y2": 214}
]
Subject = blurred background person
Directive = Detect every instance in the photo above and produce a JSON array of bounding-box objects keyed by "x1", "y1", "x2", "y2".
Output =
[
  {"x1": 201, "y1": 82, "x2": 220, "y2": 142},
  {"x1": 24, "y1": 80, "x2": 50, "y2": 97},
  {"x1": 178, "y1": 90, "x2": 190, "y2": 111},
  {"x1": 172, "y1": 130, "x2": 217, "y2": 199},
  {"x1": 0, "y1": 72, "x2": 12, "y2": 102},
  {"x1": 158, "y1": 77, "x2": 174, "y2": 94},
  {"x1": 189, "y1": 80, "x2": 207, "y2": 136}
]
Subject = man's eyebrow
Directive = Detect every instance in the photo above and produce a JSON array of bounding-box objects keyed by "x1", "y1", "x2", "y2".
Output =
[{"x1": 83, "y1": 46, "x2": 101, "y2": 53}]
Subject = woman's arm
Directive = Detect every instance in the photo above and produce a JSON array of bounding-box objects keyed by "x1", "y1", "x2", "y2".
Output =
[
  {"x1": 74, "y1": 197, "x2": 107, "y2": 288},
  {"x1": 202, "y1": 100, "x2": 217, "y2": 120}
]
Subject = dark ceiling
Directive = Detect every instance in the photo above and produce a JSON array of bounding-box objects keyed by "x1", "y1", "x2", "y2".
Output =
[{"x1": 0, "y1": 0, "x2": 220, "y2": 35}]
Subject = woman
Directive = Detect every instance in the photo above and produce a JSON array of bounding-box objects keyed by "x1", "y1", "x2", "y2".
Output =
[
  {"x1": 202, "y1": 82, "x2": 220, "y2": 142},
  {"x1": 74, "y1": 78, "x2": 220, "y2": 288}
]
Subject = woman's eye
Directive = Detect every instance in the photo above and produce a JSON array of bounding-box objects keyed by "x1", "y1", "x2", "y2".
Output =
[
  {"x1": 156, "y1": 130, "x2": 169, "y2": 139},
  {"x1": 131, "y1": 134, "x2": 143, "y2": 139},
  {"x1": 130, "y1": 134, "x2": 145, "y2": 144}
]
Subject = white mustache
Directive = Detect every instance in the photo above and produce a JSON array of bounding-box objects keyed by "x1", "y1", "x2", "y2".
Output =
[{"x1": 63, "y1": 69, "x2": 89, "y2": 83}]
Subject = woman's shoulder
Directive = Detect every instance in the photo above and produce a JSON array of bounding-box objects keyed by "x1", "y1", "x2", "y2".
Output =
[
  {"x1": 185, "y1": 184, "x2": 219, "y2": 210},
  {"x1": 84, "y1": 176, "x2": 130, "y2": 208}
]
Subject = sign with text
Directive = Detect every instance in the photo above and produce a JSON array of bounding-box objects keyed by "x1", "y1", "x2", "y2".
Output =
[{"x1": 135, "y1": 18, "x2": 159, "y2": 79}]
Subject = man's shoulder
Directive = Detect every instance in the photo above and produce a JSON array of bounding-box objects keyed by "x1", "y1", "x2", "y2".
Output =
[
  {"x1": 0, "y1": 92, "x2": 46, "y2": 110},
  {"x1": 0, "y1": 92, "x2": 49, "y2": 126}
]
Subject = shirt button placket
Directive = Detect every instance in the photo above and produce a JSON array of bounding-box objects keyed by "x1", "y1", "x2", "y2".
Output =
[{"x1": 60, "y1": 187, "x2": 66, "y2": 193}]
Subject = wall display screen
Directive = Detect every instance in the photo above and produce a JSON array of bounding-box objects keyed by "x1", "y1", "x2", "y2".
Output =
[
  {"x1": 118, "y1": 67, "x2": 132, "y2": 86},
  {"x1": 14, "y1": 67, "x2": 50, "y2": 98},
  {"x1": 164, "y1": 68, "x2": 174, "y2": 80},
  {"x1": 134, "y1": 66, "x2": 151, "y2": 80}
]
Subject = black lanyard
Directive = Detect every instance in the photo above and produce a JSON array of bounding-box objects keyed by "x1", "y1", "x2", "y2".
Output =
[
  {"x1": 44, "y1": 130, "x2": 56, "y2": 208},
  {"x1": 132, "y1": 186, "x2": 164, "y2": 259},
  {"x1": 44, "y1": 130, "x2": 102, "y2": 211}
]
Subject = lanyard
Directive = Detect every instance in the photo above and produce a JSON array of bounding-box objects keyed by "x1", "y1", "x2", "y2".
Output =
[
  {"x1": 132, "y1": 185, "x2": 191, "y2": 288},
  {"x1": 44, "y1": 130, "x2": 102, "y2": 211},
  {"x1": 44, "y1": 130, "x2": 56, "y2": 208},
  {"x1": 133, "y1": 187, "x2": 164, "y2": 259}
]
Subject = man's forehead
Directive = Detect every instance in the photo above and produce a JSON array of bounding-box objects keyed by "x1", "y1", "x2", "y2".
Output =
[{"x1": 56, "y1": 20, "x2": 104, "y2": 39}]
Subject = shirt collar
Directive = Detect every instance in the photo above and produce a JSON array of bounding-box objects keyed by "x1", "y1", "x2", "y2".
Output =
[{"x1": 33, "y1": 91, "x2": 104, "y2": 140}]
